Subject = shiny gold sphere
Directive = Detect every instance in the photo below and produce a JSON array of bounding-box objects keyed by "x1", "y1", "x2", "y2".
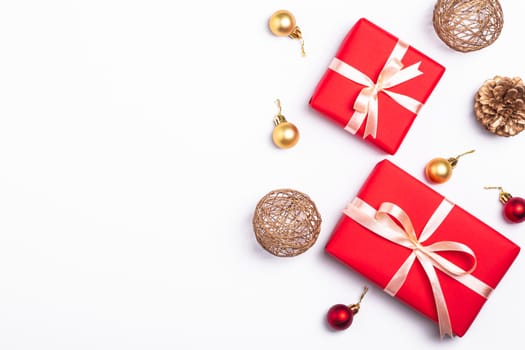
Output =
[
  {"x1": 272, "y1": 122, "x2": 299, "y2": 149},
  {"x1": 269, "y1": 10, "x2": 296, "y2": 36},
  {"x1": 425, "y1": 157, "x2": 452, "y2": 184}
]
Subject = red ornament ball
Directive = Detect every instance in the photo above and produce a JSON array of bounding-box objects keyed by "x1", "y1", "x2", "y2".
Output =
[
  {"x1": 327, "y1": 304, "x2": 353, "y2": 330},
  {"x1": 504, "y1": 197, "x2": 525, "y2": 223}
]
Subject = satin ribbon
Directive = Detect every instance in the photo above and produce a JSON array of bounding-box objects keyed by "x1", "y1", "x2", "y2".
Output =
[
  {"x1": 328, "y1": 40, "x2": 424, "y2": 138},
  {"x1": 343, "y1": 197, "x2": 493, "y2": 338}
]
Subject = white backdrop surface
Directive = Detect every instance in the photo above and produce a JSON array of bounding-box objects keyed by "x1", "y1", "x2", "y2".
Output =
[{"x1": 0, "y1": 1, "x2": 524, "y2": 349}]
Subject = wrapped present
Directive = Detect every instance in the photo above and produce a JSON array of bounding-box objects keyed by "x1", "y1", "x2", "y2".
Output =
[
  {"x1": 309, "y1": 18, "x2": 445, "y2": 154},
  {"x1": 325, "y1": 160, "x2": 520, "y2": 337}
]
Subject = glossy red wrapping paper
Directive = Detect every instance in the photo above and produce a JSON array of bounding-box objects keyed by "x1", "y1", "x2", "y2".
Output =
[
  {"x1": 325, "y1": 160, "x2": 520, "y2": 336},
  {"x1": 309, "y1": 18, "x2": 445, "y2": 154}
]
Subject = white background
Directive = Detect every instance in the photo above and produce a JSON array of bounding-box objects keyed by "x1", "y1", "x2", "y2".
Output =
[{"x1": 0, "y1": 0, "x2": 524, "y2": 349}]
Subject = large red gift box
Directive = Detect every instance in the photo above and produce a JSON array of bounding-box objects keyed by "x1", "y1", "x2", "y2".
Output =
[
  {"x1": 310, "y1": 18, "x2": 445, "y2": 154},
  {"x1": 325, "y1": 160, "x2": 520, "y2": 337}
]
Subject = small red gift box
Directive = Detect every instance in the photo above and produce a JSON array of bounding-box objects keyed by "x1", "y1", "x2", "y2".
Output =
[
  {"x1": 310, "y1": 18, "x2": 445, "y2": 154},
  {"x1": 325, "y1": 160, "x2": 520, "y2": 337}
]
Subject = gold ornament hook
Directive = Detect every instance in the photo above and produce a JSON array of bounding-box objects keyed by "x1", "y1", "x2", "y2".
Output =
[
  {"x1": 484, "y1": 186, "x2": 513, "y2": 204},
  {"x1": 275, "y1": 99, "x2": 282, "y2": 115},
  {"x1": 348, "y1": 286, "x2": 369, "y2": 314},
  {"x1": 274, "y1": 99, "x2": 286, "y2": 126},
  {"x1": 484, "y1": 186, "x2": 504, "y2": 191},
  {"x1": 448, "y1": 149, "x2": 475, "y2": 168},
  {"x1": 288, "y1": 27, "x2": 306, "y2": 56}
]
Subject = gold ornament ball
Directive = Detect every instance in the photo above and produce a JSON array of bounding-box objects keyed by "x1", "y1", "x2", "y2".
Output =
[
  {"x1": 269, "y1": 10, "x2": 296, "y2": 36},
  {"x1": 425, "y1": 158, "x2": 452, "y2": 183},
  {"x1": 272, "y1": 122, "x2": 299, "y2": 149}
]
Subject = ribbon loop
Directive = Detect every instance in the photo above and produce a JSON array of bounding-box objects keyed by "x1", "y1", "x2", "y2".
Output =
[
  {"x1": 329, "y1": 40, "x2": 424, "y2": 138},
  {"x1": 343, "y1": 197, "x2": 493, "y2": 338}
]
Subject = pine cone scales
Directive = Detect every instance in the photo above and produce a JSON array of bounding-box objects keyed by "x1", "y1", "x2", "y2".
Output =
[{"x1": 475, "y1": 76, "x2": 525, "y2": 136}]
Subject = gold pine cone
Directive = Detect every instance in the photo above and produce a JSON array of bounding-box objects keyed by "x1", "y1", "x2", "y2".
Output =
[{"x1": 474, "y1": 76, "x2": 525, "y2": 136}]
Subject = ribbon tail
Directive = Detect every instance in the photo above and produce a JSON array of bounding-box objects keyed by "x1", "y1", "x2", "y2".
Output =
[
  {"x1": 363, "y1": 94, "x2": 378, "y2": 138},
  {"x1": 382, "y1": 62, "x2": 423, "y2": 88},
  {"x1": 345, "y1": 111, "x2": 367, "y2": 134},
  {"x1": 416, "y1": 252, "x2": 454, "y2": 338},
  {"x1": 383, "y1": 90, "x2": 423, "y2": 114},
  {"x1": 385, "y1": 253, "x2": 417, "y2": 296}
]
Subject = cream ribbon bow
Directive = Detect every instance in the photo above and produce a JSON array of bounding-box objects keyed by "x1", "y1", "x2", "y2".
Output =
[
  {"x1": 344, "y1": 197, "x2": 493, "y2": 338},
  {"x1": 329, "y1": 41, "x2": 424, "y2": 138}
]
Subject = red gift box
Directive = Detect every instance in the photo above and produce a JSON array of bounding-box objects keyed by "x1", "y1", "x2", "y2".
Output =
[
  {"x1": 310, "y1": 18, "x2": 445, "y2": 154},
  {"x1": 325, "y1": 160, "x2": 520, "y2": 337}
]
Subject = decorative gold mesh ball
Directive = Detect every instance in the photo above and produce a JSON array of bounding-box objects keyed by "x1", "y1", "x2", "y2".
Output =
[
  {"x1": 474, "y1": 76, "x2": 525, "y2": 136},
  {"x1": 252, "y1": 189, "x2": 322, "y2": 257},
  {"x1": 433, "y1": 0, "x2": 503, "y2": 53}
]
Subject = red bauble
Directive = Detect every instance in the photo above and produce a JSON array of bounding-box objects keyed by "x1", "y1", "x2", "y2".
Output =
[
  {"x1": 504, "y1": 197, "x2": 525, "y2": 223},
  {"x1": 327, "y1": 304, "x2": 353, "y2": 330}
]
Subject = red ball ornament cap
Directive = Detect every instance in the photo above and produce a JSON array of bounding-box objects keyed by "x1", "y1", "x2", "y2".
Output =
[
  {"x1": 327, "y1": 286, "x2": 368, "y2": 331},
  {"x1": 484, "y1": 186, "x2": 525, "y2": 223}
]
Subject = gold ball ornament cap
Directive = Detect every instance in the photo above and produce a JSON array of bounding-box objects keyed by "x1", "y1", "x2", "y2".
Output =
[
  {"x1": 272, "y1": 99, "x2": 299, "y2": 149},
  {"x1": 424, "y1": 150, "x2": 475, "y2": 184}
]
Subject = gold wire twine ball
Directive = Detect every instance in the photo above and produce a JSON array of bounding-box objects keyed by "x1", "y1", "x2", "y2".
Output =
[
  {"x1": 252, "y1": 189, "x2": 322, "y2": 257},
  {"x1": 433, "y1": 0, "x2": 504, "y2": 52}
]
